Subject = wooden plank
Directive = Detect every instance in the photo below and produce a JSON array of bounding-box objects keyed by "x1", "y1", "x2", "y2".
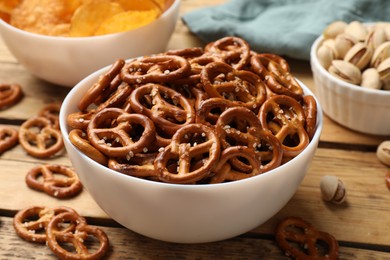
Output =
[
  {"x1": 255, "y1": 148, "x2": 390, "y2": 246},
  {"x1": 1, "y1": 216, "x2": 390, "y2": 259}
]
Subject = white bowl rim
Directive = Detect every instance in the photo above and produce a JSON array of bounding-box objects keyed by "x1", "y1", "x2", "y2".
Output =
[
  {"x1": 60, "y1": 62, "x2": 323, "y2": 190},
  {"x1": 0, "y1": 0, "x2": 180, "y2": 41},
  {"x1": 310, "y1": 34, "x2": 390, "y2": 97}
]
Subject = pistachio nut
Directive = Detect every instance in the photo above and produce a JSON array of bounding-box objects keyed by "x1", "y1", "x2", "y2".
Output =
[
  {"x1": 322, "y1": 39, "x2": 337, "y2": 50},
  {"x1": 361, "y1": 68, "x2": 382, "y2": 90},
  {"x1": 344, "y1": 42, "x2": 373, "y2": 70},
  {"x1": 375, "y1": 22, "x2": 390, "y2": 40},
  {"x1": 334, "y1": 33, "x2": 358, "y2": 59},
  {"x1": 377, "y1": 57, "x2": 390, "y2": 82},
  {"x1": 344, "y1": 21, "x2": 368, "y2": 42},
  {"x1": 320, "y1": 175, "x2": 346, "y2": 204},
  {"x1": 376, "y1": 141, "x2": 390, "y2": 167},
  {"x1": 323, "y1": 21, "x2": 348, "y2": 39},
  {"x1": 317, "y1": 44, "x2": 335, "y2": 69},
  {"x1": 371, "y1": 41, "x2": 390, "y2": 67},
  {"x1": 365, "y1": 26, "x2": 387, "y2": 50},
  {"x1": 328, "y1": 60, "x2": 362, "y2": 85}
]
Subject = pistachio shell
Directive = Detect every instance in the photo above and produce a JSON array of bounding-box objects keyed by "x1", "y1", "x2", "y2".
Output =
[
  {"x1": 371, "y1": 41, "x2": 390, "y2": 67},
  {"x1": 376, "y1": 141, "x2": 390, "y2": 166},
  {"x1": 320, "y1": 175, "x2": 346, "y2": 204},
  {"x1": 365, "y1": 27, "x2": 387, "y2": 50},
  {"x1": 334, "y1": 33, "x2": 357, "y2": 59},
  {"x1": 375, "y1": 22, "x2": 390, "y2": 41},
  {"x1": 322, "y1": 39, "x2": 336, "y2": 51},
  {"x1": 344, "y1": 42, "x2": 373, "y2": 70},
  {"x1": 345, "y1": 21, "x2": 368, "y2": 41},
  {"x1": 317, "y1": 45, "x2": 334, "y2": 69},
  {"x1": 361, "y1": 68, "x2": 382, "y2": 89},
  {"x1": 377, "y1": 57, "x2": 390, "y2": 82},
  {"x1": 328, "y1": 60, "x2": 362, "y2": 85},
  {"x1": 323, "y1": 21, "x2": 348, "y2": 39}
]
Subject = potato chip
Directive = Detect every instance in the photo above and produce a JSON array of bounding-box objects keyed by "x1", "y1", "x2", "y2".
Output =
[
  {"x1": 94, "y1": 9, "x2": 159, "y2": 36},
  {"x1": 69, "y1": 0, "x2": 124, "y2": 37},
  {"x1": 114, "y1": 0, "x2": 162, "y2": 12},
  {"x1": 10, "y1": 0, "x2": 73, "y2": 36},
  {"x1": 152, "y1": 0, "x2": 169, "y2": 11},
  {"x1": 0, "y1": 0, "x2": 21, "y2": 14},
  {"x1": 5, "y1": 0, "x2": 166, "y2": 37},
  {"x1": 0, "y1": 11, "x2": 10, "y2": 23}
]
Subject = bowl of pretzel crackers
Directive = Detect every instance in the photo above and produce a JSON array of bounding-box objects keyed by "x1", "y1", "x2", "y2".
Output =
[
  {"x1": 60, "y1": 36, "x2": 323, "y2": 243},
  {"x1": 0, "y1": 0, "x2": 179, "y2": 87}
]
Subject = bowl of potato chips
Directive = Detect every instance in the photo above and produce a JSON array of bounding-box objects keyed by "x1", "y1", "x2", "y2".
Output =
[{"x1": 0, "y1": 0, "x2": 179, "y2": 87}]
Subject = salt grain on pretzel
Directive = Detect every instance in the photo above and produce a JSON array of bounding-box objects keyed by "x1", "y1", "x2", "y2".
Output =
[{"x1": 0, "y1": 126, "x2": 18, "y2": 154}]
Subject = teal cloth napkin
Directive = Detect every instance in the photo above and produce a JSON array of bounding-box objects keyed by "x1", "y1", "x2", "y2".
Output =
[{"x1": 182, "y1": 0, "x2": 390, "y2": 60}]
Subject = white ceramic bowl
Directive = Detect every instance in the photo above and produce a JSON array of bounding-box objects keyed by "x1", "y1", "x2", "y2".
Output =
[
  {"x1": 0, "y1": 0, "x2": 180, "y2": 87},
  {"x1": 59, "y1": 65, "x2": 323, "y2": 243},
  {"x1": 310, "y1": 35, "x2": 390, "y2": 136}
]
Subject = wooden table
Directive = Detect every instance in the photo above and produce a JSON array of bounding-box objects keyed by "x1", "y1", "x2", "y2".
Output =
[{"x1": 1, "y1": 0, "x2": 390, "y2": 259}]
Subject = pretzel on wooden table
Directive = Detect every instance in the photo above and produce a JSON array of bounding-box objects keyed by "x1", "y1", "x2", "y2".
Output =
[
  {"x1": 0, "y1": 126, "x2": 18, "y2": 154},
  {"x1": 275, "y1": 217, "x2": 339, "y2": 260},
  {"x1": 0, "y1": 83, "x2": 23, "y2": 109},
  {"x1": 19, "y1": 116, "x2": 63, "y2": 158},
  {"x1": 13, "y1": 206, "x2": 77, "y2": 243},
  {"x1": 38, "y1": 103, "x2": 62, "y2": 130},
  {"x1": 25, "y1": 164, "x2": 83, "y2": 198},
  {"x1": 46, "y1": 211, "x2": 109, "y2": 260}
]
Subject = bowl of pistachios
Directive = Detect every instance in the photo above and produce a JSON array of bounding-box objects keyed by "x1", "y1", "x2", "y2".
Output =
[{"x1": 310, "y1": 20, "x2": 390, "y2": 136}]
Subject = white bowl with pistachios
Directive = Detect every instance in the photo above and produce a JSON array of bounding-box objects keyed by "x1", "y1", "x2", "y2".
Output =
[{"x1": 310, "y1": 20, "x2": 390, "y2": 136}]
